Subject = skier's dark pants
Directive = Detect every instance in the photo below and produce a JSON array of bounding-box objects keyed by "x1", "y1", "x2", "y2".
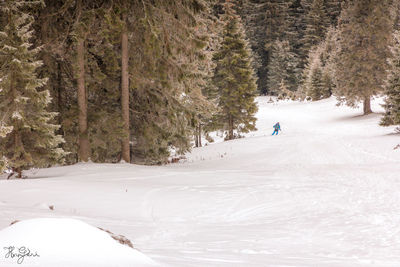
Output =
[{"x1": 272, "y1": 129, "x2": 279, "y2": 135}]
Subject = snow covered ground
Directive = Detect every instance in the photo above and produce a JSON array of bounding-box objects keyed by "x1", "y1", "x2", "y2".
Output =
[
  {"x1": 0, "y1": 218, "x2": 156, "y2": 266},
  {"x1": 1, "y1": 96, "x2": 400, "y2": 266}
]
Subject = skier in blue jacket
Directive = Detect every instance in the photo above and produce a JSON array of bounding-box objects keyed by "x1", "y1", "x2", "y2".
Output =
[{"x1": 272, "y1": 122, "x2": 281, "y2": 135}]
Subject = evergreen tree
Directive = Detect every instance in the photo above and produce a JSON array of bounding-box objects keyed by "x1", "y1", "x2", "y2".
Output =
[
  {"x1": 268, "y1": 39, "x2": 298, "y2": 95},
  {"x1": 187, "y1": 7, "x2": 219, "y2": 148},
  {"x1": 128, "y1": 0, "x2": 214, "y2": 163},
  {"x1": 284, "y1": 0, "x2": 308, "y2": 74},
  {"x1": 212, "y1": 1, "x2": 258, "y2": 140},
  {"x1": 36, "y1": 0, "x2": 126, "y2": 164},
  {"x1": 300, "y1": 0, "x2": 330, "y2": 59},
  {"x1": 381, "y1": 30, "x2": 400, "y2": 128},
  {"x1": 308, "y1": 62, "x2": 325, "y2": 100},
  {"x1": 0, "y1": 0, "x2": 219, "y2": 166},
  {"x1": 34, "y1": 0, "x2": 80, "y2": 164},
  {"x1": 85, "y1": 2, "x2": 125, "y2": 163},
  {"x1": 332, "y1": 0, "x2": 393, "y2": 114},
  {"x1": 302, "y1": 38, "x2": 333, "y2": 101},
  {"x1": 277, "y1": 79, "x2": 296, "y2": 100},
  {"x1": 120, "y1": 3, "x2": 130, "y2": 163},
  {"x1": 239, "y1": 0, "x2": 289, "y2": 95},
  {"x1": 102, "y1": 0, "x2": 134, "y2": 162},
  {"x1": 0, "y1": 0, "x2": 65, "y2": 177}
]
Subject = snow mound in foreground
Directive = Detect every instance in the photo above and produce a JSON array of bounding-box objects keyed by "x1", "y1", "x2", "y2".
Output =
[{"x1": 0, "y1": 218, "x2": 157, "y2": 267}]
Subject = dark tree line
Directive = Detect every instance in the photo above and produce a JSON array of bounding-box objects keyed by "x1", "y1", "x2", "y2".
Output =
[
  {"x1": 0, "y1": 0, "x2": 259, "y2": 175},
  {"x1": 237, "y1": 0, "x2": 342, "y2": 96}
]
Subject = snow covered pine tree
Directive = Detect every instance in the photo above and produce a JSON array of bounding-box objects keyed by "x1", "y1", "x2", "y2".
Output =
[{"x1": 0, "y1": 0, "x2": 65, "y2": 178}]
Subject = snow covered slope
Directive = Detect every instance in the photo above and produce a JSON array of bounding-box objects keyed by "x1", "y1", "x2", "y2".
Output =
[
  {"x1": 1, "y1": 97, "x2": 400, "y2": 266},
  {"x1": 0, "y1": 218, "x2": 156, "y2": 266}
]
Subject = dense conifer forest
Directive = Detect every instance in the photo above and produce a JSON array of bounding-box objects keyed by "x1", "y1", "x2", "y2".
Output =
[{"x1": 1, "y1": 0, "x2": 399, "y2": 176}]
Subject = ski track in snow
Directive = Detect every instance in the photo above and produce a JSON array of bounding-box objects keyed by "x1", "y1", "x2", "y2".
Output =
[{"x1": 1, "y1": 97, "x2": 400, "y2": 266}]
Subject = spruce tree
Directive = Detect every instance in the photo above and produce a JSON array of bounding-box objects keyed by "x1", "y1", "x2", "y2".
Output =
[
  {"x1": 103, "y1": 0, "x2": 133, "y2": 163},
  {"x1": 308, "y1": 63, "x2": 324, "y2": 100},
  {"x1": 85, "y1": 2, "x2": 126, "y2": 163},
  {"x1": 0, "y1": 0, "x2": 220, "y2": 167},
  {"x1": 300, "y1": 0, "x2": 330, "y2": 60},
  {"x1": 0, "y1": 0, "x2": 65, "y2": 177},
  {"x1": 33, "y1": 0, "x2": 79, "y2": 164},
  {"x1": 128, "y1": 0, "x2": 214, "y2": 163},
  {"x1": 268, "y1": 39, "x2": 298, "y2": 95},
  {"x1": 239, "y1": 0, "x2": 289, "y2": 95},
  {"x1": 73, "y1": 0, "x2": 91, "y2": 162},
  {"x1": 302, "y1": 41, "x2": 332, "y2": 101},
  {"x1": 277, "y1": 79, "x2": 296, "y2": 100},
  {"x1": 381, "y1": 30, "x2": 400, "y2": 128},
  {"x1": 187, "y1": 8, "x2": 219, "y2": 148},
  {"x1": 284, "y1": 0, "x2": 309, "y2": 75},
  {"x1": 38, "y1": 0, "x2": 126, "y2": 164},
  {"x1": 332, "y1": 0, "x2": 393, "y2": 114},
  {"x1": 212, "y1": 1, "x2": 258, "y2": 140},
  {"x1": 120, "y1": 5, "x2": 130, "y2": 163}
]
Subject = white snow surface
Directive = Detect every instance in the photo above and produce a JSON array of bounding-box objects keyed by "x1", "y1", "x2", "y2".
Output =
[
  {"x1": 0, "y1": 218, "x2": 156, "y2": 266},
  {"x1": 1, "y1": 96, "x2": 400, "y2": 266}
]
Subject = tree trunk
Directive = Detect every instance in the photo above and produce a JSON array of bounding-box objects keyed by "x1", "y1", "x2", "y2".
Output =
[
  {"x1": 10, "y1": 59, "x2": 23, "y2": 179},
  {"x1": 363, "y1": 96, "x2": 372, "y2": 115},
  {"x1": 194, "y1": 128, "x2": 199, "y2": 147},
  {"x1": 41, "y1": 13, "x2": 52, "y2": 96},
  {"x1": 57, "y1": 62, "x2": 63, "y2": 132},
  {"x1": 14, "y1": 132, "x2": 24, "y2": 179},
  {"x1": 77, "y1": 37, "x2": 89, "y2": 162},
  {"x1": 198, "y1": 123, "x2": 202, "y2": 147},
  {"x1": 121, "y1": 17, "x2": 130, "y2": 163},
  {"x1": 228, "y1": 115, "x2": 234, "y2": 140},
  {"x1": 16, "y1": 168, "x2": 22, "y2": 179}
]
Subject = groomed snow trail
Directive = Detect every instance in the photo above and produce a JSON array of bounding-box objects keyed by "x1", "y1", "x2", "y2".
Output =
[{"x1": 1, "y1": 97, "x2": 400, "y2": 266}]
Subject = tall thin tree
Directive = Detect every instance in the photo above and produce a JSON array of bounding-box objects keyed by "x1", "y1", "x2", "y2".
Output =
[
  {"x1": 74, "y1": 0, "x2": 89, "y2": 161},
  {"x1": 212, "y1": 1, "x2": 258, "y2": 140},
  {"x1": 121, "y1": 10, "x2": 130, "y2": 163}
]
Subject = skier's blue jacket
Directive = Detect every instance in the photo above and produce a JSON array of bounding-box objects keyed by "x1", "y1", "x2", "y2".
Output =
[{"x1": 273, "y1": 123, "x2": 281, "y2": 130}]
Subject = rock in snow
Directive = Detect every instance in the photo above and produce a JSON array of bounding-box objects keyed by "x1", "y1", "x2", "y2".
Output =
[{"x1": 0, "y1": 218, "x2": 157, "y2": 266}]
